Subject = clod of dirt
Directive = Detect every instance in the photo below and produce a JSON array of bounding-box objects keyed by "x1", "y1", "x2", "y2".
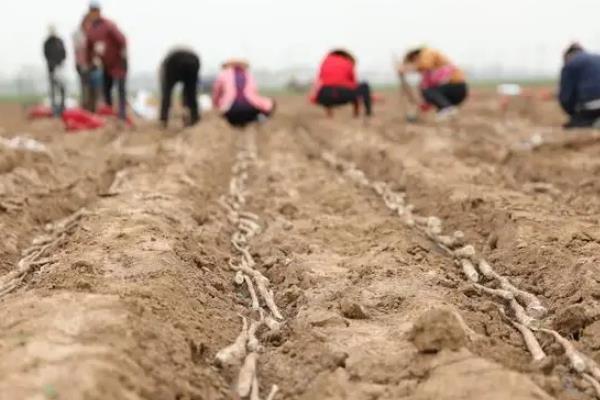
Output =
[
  {"x1": 552, "y1": 304, "x2": 590, "y2": 338},
  {"x1": 532, "y1": 355, "x2": 556, "y2": 374},
  {"x1": 302, "y1": 310, "x2": 349, "y2": 328},
  {"x1": 409, "y1": 309, "x2": 467, "y2": 353},
  {"x1": 298, "y1": 367, "x2": 382, "y2": 400},
  {"x1": 582, "y1": 321, "x2": 600, "y2": 350},
  {"x1": 523, "y1": 182, "x2": 561, "y2": 196},
  {"x1": 298, "y1": 368, "x2": 350, "y2": 400},
  {"x1": 340, "y1": 299, "x2": 369, "y2": 320},
  {"x1": 281, "y1": 285, "x2": 303, "y2": 306},
  {"x1": 279, "y1": 203, "x2": 299, "y2": 219},
  {"x1": 412, "y1": 350, "x2": 554, "y2": 400}
]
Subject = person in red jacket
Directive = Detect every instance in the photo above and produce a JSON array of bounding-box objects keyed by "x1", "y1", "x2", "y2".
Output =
[
  {"x1": 311, "y1": 49, "x2": 372, "y2": 117},
  {"x1": 85, "y1": 1, "x2": 128, "y2": 121}
]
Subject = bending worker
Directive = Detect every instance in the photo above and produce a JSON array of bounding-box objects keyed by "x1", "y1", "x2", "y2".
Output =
[
  {"x1": 160, "y1": 48, "x2": 201, "y2": 128},
  {"x1": 559, "y1": 43, "x2": 600, "y2": 129},
  {"x1": 311, "y1": 49, "x2": 373, "y2": 118},
  {"x1": 212, "y1": 59, "x2": 275, "y2": 127},
  {"x1": 398, "y1": 47, "x2": 467, "y2": 120}
]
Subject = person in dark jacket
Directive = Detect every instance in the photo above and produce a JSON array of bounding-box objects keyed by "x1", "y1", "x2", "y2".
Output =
[
  {"x1": 559, "y1": 43, "x2": 600, "y2": 129},
  {"x1": 85, "y1": 1, "x2": 128, "y2": 121},
  {"x1": 310, "y1": 49, "x2": 372, "y2": 118},
  {"x1": 159, "y1": 48, "x2": 201, "y2": 128},
  {"x1": 43, "y1": 26, "x2": 67, "y2": 116}
]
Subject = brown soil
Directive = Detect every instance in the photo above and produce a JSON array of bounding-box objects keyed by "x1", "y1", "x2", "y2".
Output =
[{"x1": 0, "y1": 92, "x2": 599, "y2": 399}]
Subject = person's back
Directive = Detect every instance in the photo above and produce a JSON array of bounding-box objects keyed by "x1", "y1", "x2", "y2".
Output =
[
  {"x1": 212, "y1": 60, "x2": 274, "y2": 127},
  {"x1": 213, "y1": 63, "x2": 273, "y2": 114},
  {"x1": 311, "y1": 49, "x2": 372, "y2": 117},
  {"x1": 162, "y1": 49, "x2": 199, "y2": 81},
  {"x1": 318, "y1": 53, "x2": 356, "y2": 88},
  {"x1": 560, "y1": 52, "x2": 600, "y2": 110},
  {"x1": 43, "y1": 27, "x2": 66, "y2": 116},
  {"x1": 86, "y1": 16, "x2": 127, "y2": 79},
  {"x1": 559, "y1": 45, "x2": 600, "y2": 128},
  {"x1": 44, "y1": 34, "x2": 66, "y2": 72},
  {"x1": 160, "y1": 48, "x2": 201, "y2": 127}
]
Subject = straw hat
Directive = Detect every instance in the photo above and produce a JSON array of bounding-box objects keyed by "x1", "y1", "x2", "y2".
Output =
[{"x1": 222, "y1": 58, "x2": 249, "y2": 69}]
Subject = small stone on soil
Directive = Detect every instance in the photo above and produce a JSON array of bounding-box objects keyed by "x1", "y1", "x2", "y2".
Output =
[
  {"x1": 340, "y1": 299, "x2": 369, "y2": 320},
  {"x1": 410, "y1": 308, "x2": 467, "y2": 353},
  {"x1": 553, "y1": 304, "x2": 589, "y2": 337}
]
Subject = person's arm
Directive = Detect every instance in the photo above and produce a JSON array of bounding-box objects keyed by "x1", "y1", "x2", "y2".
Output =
[
  {"x1": 212, "y1": 73, "x2": 224, "y2": 108},
  {"x1": 398, "y1": 63, "x2": 417, "y2": 105},
  {"x1": 58, "y1": 39, "x2": 67, "y2": 65},
  {"x1": 86, "y1": 33, "x2": 94, "y2": 66},
  {"x1": 349, "y1": 65, "x2": 357, "y2": 86},
  {"x1": 559, "y1": 63, "x2": 578, "y2": 115},
  {"x1": 43, "y1": 39, "x2": 51, "y2": 62},
  {"x1": 107, "y1": 21, "x2": 127, "y2": 56}
]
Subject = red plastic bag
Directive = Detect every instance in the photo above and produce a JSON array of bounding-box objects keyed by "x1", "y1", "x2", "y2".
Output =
[
  {"x1": 62, "y1": 108, "x2": 105, "y2": 132},
  {"x1": 96, "y1": 104, "x2": 115, "y2": 117},
  {"x1": 27, "y1": 105, "x2": 54, "y2": 120},
  {"x1": 96, "y1": 104, "x2": 135, "y2": 127},
  {"x1": 371, "y1": 93, "x2": 386, "y2": 104},
  {"x1": 420, "y1": 103, "x2": 433, "y2": 113}
]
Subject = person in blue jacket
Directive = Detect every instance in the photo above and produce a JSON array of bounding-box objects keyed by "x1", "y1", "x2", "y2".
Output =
[{"x1": 559, "y1": 43, "x2": 600, "y2": 129}]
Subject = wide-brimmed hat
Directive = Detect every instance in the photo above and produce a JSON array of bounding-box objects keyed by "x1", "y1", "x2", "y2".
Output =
[{"x1": 222, "y1": 58, "x2": 249, "y2": 69}]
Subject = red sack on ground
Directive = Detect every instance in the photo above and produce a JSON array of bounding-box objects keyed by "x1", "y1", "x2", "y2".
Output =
[
  {"x1": 499, "y1": 96, "x2": 510, "y2": 112},
  {"x1": 96, "y1": 104, "x2": 135, "y2": 127},
  {"x1": 27, "y1": 105, "x2": 54, "y2": 120},
  {"x1": 539, "y1": 89, "x2": 556, "y2": 102},
  {"x1": 62, "y1": 108, "x2": 105, "y2": 132},
  {"x1": 371, "y1": 93, "x2": 385, "y2": 104},
  {"x1": 420, "y1": 103, "x2": 433, "y2": 113},
  {"x1": 96, "y1": 104, "x2": 115, "y2": 117}
]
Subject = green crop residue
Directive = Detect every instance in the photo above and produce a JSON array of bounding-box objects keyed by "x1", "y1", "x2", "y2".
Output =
[{"x1": 43, "y1": 384, "x2": 59, "y2": 399}]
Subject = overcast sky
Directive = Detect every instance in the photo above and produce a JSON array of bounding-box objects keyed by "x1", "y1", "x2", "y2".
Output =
[{"x1": 1, "y1": 0, "x2": 599, "y2": 77}]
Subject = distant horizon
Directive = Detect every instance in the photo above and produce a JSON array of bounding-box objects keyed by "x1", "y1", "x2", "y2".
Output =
[
  {"x1": 0, "y1": 64, "x2": 558, "y2": 98},
  {"x1": 1, "y1": 0, "x2": 599, "y2": 80}
]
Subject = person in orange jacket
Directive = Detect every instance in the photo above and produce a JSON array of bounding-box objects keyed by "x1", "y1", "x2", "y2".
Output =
[
  {"x1": 398, "y1": 47, "x2": 468, "y2": 120},
  {"x1": 310, "y1": 49, "x2": 372, "y2": 117}
]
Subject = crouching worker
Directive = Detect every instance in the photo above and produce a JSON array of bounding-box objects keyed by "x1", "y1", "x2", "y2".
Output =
[
  {"x1": 311, "y1": 49, "x2": 372, "y2": 117},
  {"x1": 160, "y1": 48, "x2": 201, "y2": 128},
  {"x1": 559, "y1": 43, "x2": 600, "y2": 129},
  {"x1": 212, "y1": 59, "x2": 275, "y2": 127},
  {"x1": 399, "y1": 47, "x2": 467, "y2": 120}
]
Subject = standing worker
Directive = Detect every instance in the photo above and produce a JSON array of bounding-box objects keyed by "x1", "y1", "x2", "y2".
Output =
[
  {"x1": 212, "y1": 59, "x2": 275, "y2": 127},
  {"x1": 73, "y1": 13, "x2": 98, "y2": 111},
  {"x1": 310, "y1": 49, "x2": 373, "y2": 118},
  {"x1": 85, "y1": 1, "x2": 128, "y2": 121},
  {"x1": 159, "y1": 48, "x2": 201, "y2": 128},
  {"x1": 559, "y1": 43, "x2": 600, "y2": 129},
  {"x1": 43, "y1": 25, "x2": 67, "y2": 116},
  {"x1": 398, "y1": 47, "x2": 468, "y2": 121}
]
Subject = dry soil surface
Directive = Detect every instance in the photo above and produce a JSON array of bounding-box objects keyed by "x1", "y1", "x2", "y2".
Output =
[{"x1": 1, "y1": 93, "x2": 600, "y2": 400}]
